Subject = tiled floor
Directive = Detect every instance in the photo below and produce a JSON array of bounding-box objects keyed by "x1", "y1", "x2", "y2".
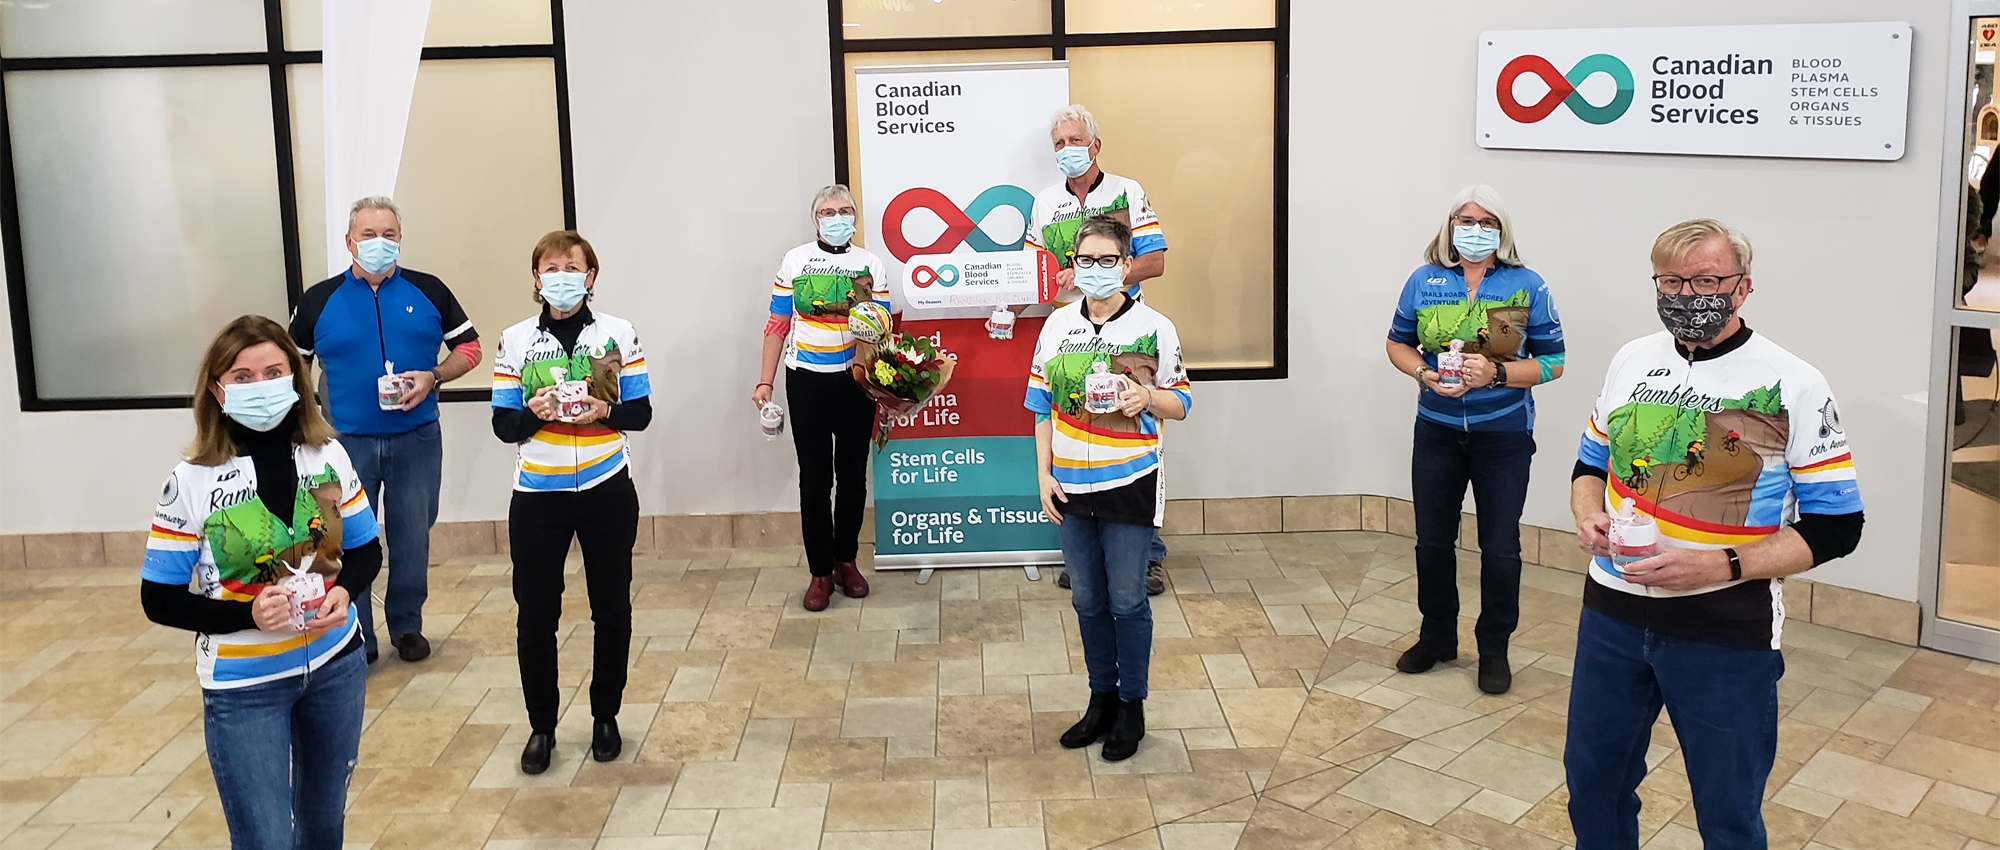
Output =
[{"x1": 3, "y1": 530, "x2": 1999, "y2": 850}]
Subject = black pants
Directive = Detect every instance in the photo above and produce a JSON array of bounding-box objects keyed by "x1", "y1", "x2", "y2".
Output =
[
  {"x1": 1410, "y1": 418, "x2": 1535, "y2": 657},
  {"x1": 510, "y1": 470, "x2": 638, "y2": 733},
  {"x1": 786, "y1": 366, "x2": 875, "y2": 576}
]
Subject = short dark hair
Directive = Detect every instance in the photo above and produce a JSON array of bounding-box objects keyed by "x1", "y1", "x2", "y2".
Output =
[{"x1": 1074, "y1": 215, "x2": 1131, "y2": 258}]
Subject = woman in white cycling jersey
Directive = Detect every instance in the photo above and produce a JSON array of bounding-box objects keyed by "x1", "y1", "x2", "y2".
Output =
[{"x1": 140, "y1": 315, "x2": 382, "y2": 849}]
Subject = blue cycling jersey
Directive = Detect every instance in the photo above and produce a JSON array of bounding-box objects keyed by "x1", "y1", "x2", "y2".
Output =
[{"x1": 290, "y1": 268, "x2": 477, "y2": 436}]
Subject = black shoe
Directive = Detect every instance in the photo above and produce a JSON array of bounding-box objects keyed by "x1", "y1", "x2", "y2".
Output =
[
  {"x1": 592, "y1": 718, "x2": 622, "y2": 762},
  {"x1": 1395, "y1": 639, "x2": 1458, "y2": 674},
  {"x1": 520, "y1": 731, "x2": 554, "y2": 775},
  {"x1": 1055, "y1": 569, "x2": 1070, "y2": 589},
  {"x1": 1100, "y1": 699, "x2": 1145, "y2": 762},
  {"x1": 1060, "y1": 691, "x2": 1120, "y2": 749},
  {"x1": 1478, "y1": 654, "x2": 1512, "y2": 695},
  {"x1": 1145, "y1": 561, "x2": 1166, "y2": 596},
  {"x1": 391, "y1": 633, "x2": 430, "y2": 662}
]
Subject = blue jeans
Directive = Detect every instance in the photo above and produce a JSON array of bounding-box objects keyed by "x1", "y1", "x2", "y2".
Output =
[
  {"x1": 341, "y1": 420, "x2": 442, "y2": 651},
  {"x1": 1060, "y1": 514, "x2": 1154, "y2": 701},
  {"x1": 202, "y1": 642, "x2": 367, "y2": 850},
  {"x1": 1410, "y1": 418, "x2": 1534, "y2": 656},
  {"x1": 1565, "y1": 607, "x2": 1783, "y2": 850},
  {"x1": 1147, "y1": 529, "x2": 1166, "y2": 564}
]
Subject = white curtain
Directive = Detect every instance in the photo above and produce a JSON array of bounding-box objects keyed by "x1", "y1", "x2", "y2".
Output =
[{"x1": 322, "y1": 0, "x2": 432, "y2": 276}]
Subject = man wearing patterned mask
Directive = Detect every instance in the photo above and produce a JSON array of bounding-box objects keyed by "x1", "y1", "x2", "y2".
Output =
[
  {"x1": 1021, "y1": 104, "x2": 1172, "y2": 596},
  {"x1": 1566, "y1": 219, "x2": 1865, "y2": 848},
  {"x1": 290, "y1": 196, "x2": 482, "y2": 665}
]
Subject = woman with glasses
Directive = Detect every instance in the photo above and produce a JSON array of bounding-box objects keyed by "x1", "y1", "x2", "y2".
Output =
[
  {"x1": 1383, "y1": 184, "x2": 1566, "y2": 695},
  {"x1": 752, "y1": 184, "x2": 889, "y2": 612},
  {"x1": 1029, "y1": 215, "x2": 1191, "y2": 762}
]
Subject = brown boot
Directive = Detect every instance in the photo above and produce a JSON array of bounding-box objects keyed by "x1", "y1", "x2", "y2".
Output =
[
  {"x1": 834, "y1": 560, "x2": 870, "y2": 599},
  {"x1": 803, "y1": 575, "x2": 835, "y2": 611}
]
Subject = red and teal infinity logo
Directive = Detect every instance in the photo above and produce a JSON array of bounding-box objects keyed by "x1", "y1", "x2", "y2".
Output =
[
  {"x1": 1498, "y1": 53, "x2": 1634, "y2": 125},
  {"x1": 881, "y1": 185, "x2": 1034, "y2": 262},
  {"x1": 910, "y1": 264, "x2": 959, "y2": 288}
]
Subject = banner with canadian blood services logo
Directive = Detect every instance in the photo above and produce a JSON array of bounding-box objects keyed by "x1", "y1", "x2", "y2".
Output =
[{"x1": 854, "y1": 61, "x2": 1068, "y2": 571}]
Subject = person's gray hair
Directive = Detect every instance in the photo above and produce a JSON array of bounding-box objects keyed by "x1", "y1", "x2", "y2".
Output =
[
  {"x1": 1075, "y1": 215, "x2": 1131, "y2": 258},
  {"x1": 348, "y1": 196, "x2": 401, "y2": 230},
  {"x1": 810, "y1": 184, "x2": 856, "y2": 219},
  {"x1": 1652, "y1": 218, "x2": 1753, "y2": 274},
  {"x1": 1050, "y1": 104, "x2": 1098, "y2": 142},
  {"x1": 1424, "y1": 184, "x2": 1523, "y2": 268}
]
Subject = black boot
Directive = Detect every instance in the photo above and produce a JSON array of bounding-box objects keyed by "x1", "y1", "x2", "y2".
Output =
[
  {"x1": 1060, "y1": 691, "x2": 1119, "y2": 749},
  {"x1": 1395, "y1": 639, "x2": 1458, "y2": 674},
  {"x1": 520, "y1": 731, "x2": 554, "y2": 775},
  {"x1": 1101, "y1": 699, "x2": 1145, "y2": 762},
  {"x1": 592, "y1": 718, "x2": 622, "y2": 762},
  {"x1": 1478, "y1": 653, "x2": 1512, "y2": 695}
]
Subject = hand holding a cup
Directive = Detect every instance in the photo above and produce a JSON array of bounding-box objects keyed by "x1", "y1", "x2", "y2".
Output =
[
  {"x1": 252, "y1": 586, "x2": 294, "y2": 633},
  {"x1": 1115, "y1": 376, "x2": 1152, "y2": 418},
  {"x1": 568, "y1": 395, "x2": 611, "y2": 426},
  {"x1": 527, "y1": 386, "x2": 561, "y2": 421}
]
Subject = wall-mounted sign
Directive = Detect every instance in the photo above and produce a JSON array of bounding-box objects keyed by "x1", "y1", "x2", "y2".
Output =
[{"x1": 1476, "y1": 21, "x2": 1911, "y2": 161}]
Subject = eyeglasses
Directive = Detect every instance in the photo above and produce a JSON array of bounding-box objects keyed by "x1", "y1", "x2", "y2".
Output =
[
  {"x1": 1073, "y1": 255, "x2": 1123, "y2": 268},
  {"x1": 1450, "y1": 215, "x2": 1501, "y2": 230},
  {"x1": 1652, "y1": 272, "x2": 1745, "y2": 295},
  {"x1": 815, "y1": 208, "x2": 856, "y2": 218}
]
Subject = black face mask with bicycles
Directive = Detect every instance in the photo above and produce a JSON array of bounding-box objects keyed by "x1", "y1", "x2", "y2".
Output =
[{"x1": 1656, "y1": 291, "x2": 1736, "y2": 344}]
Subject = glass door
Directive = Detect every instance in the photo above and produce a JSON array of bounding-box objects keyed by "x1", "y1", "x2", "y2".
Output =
[{"x1": 1924, "y1": 1, "x2": 2000, "y2": 661}]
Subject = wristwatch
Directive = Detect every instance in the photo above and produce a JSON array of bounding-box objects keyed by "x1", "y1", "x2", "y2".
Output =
[
  {"x1": 1487, "y1": 364, "x2": 1507, "y2": 388},
  {"x1": 1412, "y1": 366, "x2": 1434, "y2": 388},
  {"x1": 429, "y1": 367, "x2": 443, "y2": 390}
]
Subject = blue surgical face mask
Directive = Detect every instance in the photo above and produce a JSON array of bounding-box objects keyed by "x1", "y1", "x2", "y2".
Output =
[
  {"x1": 1451, "y1": 225, "x2": 1500, "y2": 262},
  {"x1": 818, "y1": 214, "x2": 856, "y2": 246},
  {"x1": 539, "y1": 271, "x2": 590, "y2": 312},
  {"x1": 220, "y1": 375, "x2": 299, "y2": 432},
  {"x1": 1056, "y1": 145, "x2": 1094, "y2": 179},
  {"x1": 1074, "y1": 262, "x2": 1124, "y2": 300},
  {"x1": 354, "y1": 237, "x2": 400, "y2": 274}
]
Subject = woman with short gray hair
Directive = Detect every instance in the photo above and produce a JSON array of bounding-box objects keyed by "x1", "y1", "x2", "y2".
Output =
[{"x1": 752, "y1": 185, "x2": 890, "y2": 612}]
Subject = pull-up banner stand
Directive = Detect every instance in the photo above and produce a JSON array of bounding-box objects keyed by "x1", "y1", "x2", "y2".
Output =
[{"x1": 855, "y1": 61, "x2": 1068, "y2": 580}]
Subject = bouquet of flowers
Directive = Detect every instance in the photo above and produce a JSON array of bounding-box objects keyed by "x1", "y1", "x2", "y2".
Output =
[{"x1": 851, "y1": 332, "x2": 955, "y2": 447}]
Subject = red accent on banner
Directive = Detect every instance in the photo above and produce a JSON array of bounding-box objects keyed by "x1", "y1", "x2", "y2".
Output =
[
  {"x1": 1035, "y1": 250, "x2": 1058, "y2": 303},
  {"x1": 887, "y1": 317, "x2": 1045, "y2": 440}
]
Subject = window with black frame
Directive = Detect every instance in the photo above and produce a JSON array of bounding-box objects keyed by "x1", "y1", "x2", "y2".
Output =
[
  {"x1": 0, "y1": 0, "x2": 575, "y2": 410},
  {"x1": 830, "y1": 0, "x2": 1289, "y2": 379}
]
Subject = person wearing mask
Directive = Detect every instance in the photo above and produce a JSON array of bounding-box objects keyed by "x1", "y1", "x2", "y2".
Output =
[
  {"x1": 290, "y1": 196, "x2": 481, "y2": 664},
  {"x1": 751, "y1": 185, "x2": 888, "y2": 611},
  {"x1": 141, "y1": 315, "x2": 382, "y2": 849},
  {"x1": 491, "y1": 231, "x2": 651, "y2": 774},
  {"x1": 1028, "y1": 215, "x2": 1191, "y2": 763},
  {"x1": 1384, "y1": 184, "x2": 1565, "y2": 696},
  {"x1": 1024, "y1": 104, "x2": 1172, "y2": 596},
  {"x1": 1567, "y1": 219, "x2": 1865, "y2": 848}
]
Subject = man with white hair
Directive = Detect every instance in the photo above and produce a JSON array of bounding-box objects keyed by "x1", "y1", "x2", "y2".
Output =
[
  {"x1": 1566, "y1": 219, "x2": 1864, "y2": 849},
  {"x1": 1026, "y1": 104, "x2": 1171, "y2": 595},
  {"x1": 290, "y1": 197, "x2": 482, "y2": 664}
]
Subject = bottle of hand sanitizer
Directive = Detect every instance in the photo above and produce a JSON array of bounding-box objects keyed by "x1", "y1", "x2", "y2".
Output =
[
  {"x1": 1436, "y1": 340, "x2": 1465, "y2": 389},
  {"x1": 1609, "y1": 498, "x2": 1660, "y2": 572}
]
